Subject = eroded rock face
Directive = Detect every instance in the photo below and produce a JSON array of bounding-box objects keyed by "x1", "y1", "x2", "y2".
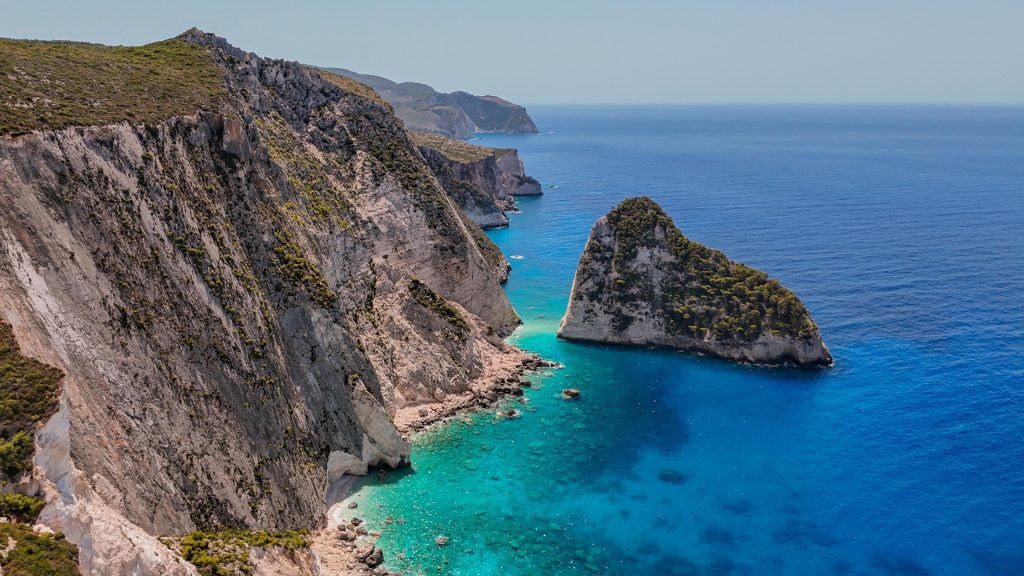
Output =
[
  {"x1": 493, "y1": 149, "x2": 542, "y2": 197},
  {"x1": 412, "y1": 132, "x2": 542, "y2": 230},
  {"x1": 0, "y1": 29, "x2": 526, "y2": 574},
  {"x1": 418, "y1": 145, "x2": 511, "y2": 229},
  {"x1": 558, "y1": 197, "x2": 831, "y2": 367}
]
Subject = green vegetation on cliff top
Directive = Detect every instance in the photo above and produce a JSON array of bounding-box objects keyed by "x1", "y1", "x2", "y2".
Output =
[
  {"x1": 597, "y1": 197, "x2": 819, "y2": 342},
  {"x1": 0, "y1": 35, "x2": 225, "y2": 136},
  {"x1": 409, "y1": 131, "x2": 497, "y2": 163},
  {"x1": 0, "y1": 322, "x2": 63, "y2": 481}
]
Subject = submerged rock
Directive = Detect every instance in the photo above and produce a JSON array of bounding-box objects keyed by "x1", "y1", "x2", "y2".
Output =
[
  {"x1": 436, "y1": 536, "x2": 450, "y2": 547},
  {"x1": 658, "y1": 469, "x2": 689, "y2": 485},
  {"x1": 561, "y1": 388, "x2": 581, "y2": 400},
  {"x1": 558, "y1": 197, "x2": 832, "y2": 367}
]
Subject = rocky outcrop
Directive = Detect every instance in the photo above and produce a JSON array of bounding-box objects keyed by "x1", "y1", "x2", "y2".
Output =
[
  {"x1": 411, "y1": 132, "x2": 542, "y2": 229},
  {"x1": 493, "y1": 148, "x2": 544, "y2": 197},
  {"x1": 0, "y1": 29, "x2": 530, "y2": 575},
  {"x1": 324, "y1": 68, "x2": 539, "y2": 139},
  {"x1": 418, "y1": 146, "x2": 509, "y2": 229},
  {"x1": 559, "y1": 197, "x2": 831, "y2": 367}
]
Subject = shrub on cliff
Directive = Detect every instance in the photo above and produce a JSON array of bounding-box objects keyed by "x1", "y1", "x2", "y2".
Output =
[
  {"x1": 0, "y1": 523, "x2": 79, "y2": 575},
  {"x1": 0, "y1": 322, "x2": 64, "y2": 481},
  {"x1": 174, "y1": 529, "x2": 309, "y2": 575},
  {"x1": 409, "y1": 279, "x2": 469, "y2": 336},
  {"x1": 0, "y1": 493, "x2": 45, "y2": 522}
]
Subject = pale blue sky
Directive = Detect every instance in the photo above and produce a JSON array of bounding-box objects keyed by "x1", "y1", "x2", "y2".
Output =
[{"x1": 2, "y1": 0, "x2": 1022, "y2": 104}]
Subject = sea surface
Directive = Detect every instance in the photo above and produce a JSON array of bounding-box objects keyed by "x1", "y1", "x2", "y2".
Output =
[{"x1": 347, "y1": 106, "x2": 1024, "y2": 576}]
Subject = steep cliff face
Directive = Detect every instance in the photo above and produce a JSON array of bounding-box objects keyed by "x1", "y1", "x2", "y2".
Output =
[
  {"x1": 324, "y1": 68, "x2": 539, "y2": 139},
  {"x1": 559, "y1": 197, "x2": 831, "y2": 367},
  {"x1": 492, "y1": 148, "x2": 544, "y2": 197},
  {"x1": 0, "y1": 29, "x2": 527, "y2": 574},
  {"x1": 445, "y1": 93, "x2": 539, "y2": 135},
  {"x1": 411, "y1": 132, "x2": 542, "y2": 230}
]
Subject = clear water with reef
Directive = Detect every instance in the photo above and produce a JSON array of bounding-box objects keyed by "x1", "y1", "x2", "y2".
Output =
[{"x1": 346, "y1": 105, "x2": 1024, "y2": 576}]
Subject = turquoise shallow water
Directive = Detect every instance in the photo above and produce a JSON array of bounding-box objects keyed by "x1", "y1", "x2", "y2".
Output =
[{"x1": 347, "y1": 106, "x2": 1024, "y2": 576}]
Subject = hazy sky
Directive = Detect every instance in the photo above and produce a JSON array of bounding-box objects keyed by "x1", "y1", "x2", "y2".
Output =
[{"x1": 2, "y1": 0, "x2": 1022, "y2": 104}]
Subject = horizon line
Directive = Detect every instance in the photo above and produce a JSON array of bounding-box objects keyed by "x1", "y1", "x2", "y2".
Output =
[{"x1": 515, "y1": 101, "x2": 1024, "y2": 108}]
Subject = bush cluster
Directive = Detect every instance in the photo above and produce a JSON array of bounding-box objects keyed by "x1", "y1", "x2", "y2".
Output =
[
  {"x1": 177, "y1": 529, "x2": 309, "y2": 575},
  {"x1": 272, "y1": 232, "x2": 338, "y2": 308},
  {"x1": 0, "y1": 493, "x2": 45, "y2": 522},
  {"x1": 0, "y1": 322, "x2": 63, "y2": 481},
  {"x1": 409, "y1": 279, "x2": 469, "y2": 336},
  {"x1": 0, "y1": 523, "x2": 79, "y2": 576}
]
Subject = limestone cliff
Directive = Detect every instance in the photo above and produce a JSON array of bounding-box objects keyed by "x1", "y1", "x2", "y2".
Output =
[
  {"x1": 324, "y1": 68, "x2": 539, "y2": 139},
  {"x1": 0, "y1": 29, "x2": 529, "y2": 575},
  {"x1": 411, "y1": 132, "x2": 542, "y2": 229},
  {"x1": 559, "y1": 197, "x2": 831, "y2": 367}
]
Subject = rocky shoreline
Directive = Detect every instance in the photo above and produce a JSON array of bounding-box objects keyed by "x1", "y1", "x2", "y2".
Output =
[
  {"x1": 394, "y1": 349, "x2": 557, "y2": 433},
  {"x1": 311, "y1": 349, "x2": 560, "y2": 575}
]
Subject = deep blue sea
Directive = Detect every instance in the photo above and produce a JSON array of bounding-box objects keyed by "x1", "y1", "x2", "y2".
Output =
[{"x1": 348, "y1": 106, "x2": 1024, "y2": 576}]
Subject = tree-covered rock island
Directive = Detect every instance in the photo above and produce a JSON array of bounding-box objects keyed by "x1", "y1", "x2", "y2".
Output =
[{"x1": 558, "y1": 197, "x2": 832, "y2": 367}]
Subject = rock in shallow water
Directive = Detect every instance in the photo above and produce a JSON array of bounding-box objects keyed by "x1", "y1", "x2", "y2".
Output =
[{"x1": 364, "y1": 547, "x2": 384, "y2": 568}]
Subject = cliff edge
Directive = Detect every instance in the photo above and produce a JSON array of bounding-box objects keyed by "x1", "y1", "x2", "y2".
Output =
[
  {"x1": 0, "y1": 28, "x2": 530, "y2": 575},
  {"x1": 412, "y1": 132, "x2": 541, "y2": 230},
  {"x1": 558, "y1": 197, "x2": 831, "y2": 367},
  {"x1": 324, "y1": 68, "x2": 539, "y2": 139}
]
